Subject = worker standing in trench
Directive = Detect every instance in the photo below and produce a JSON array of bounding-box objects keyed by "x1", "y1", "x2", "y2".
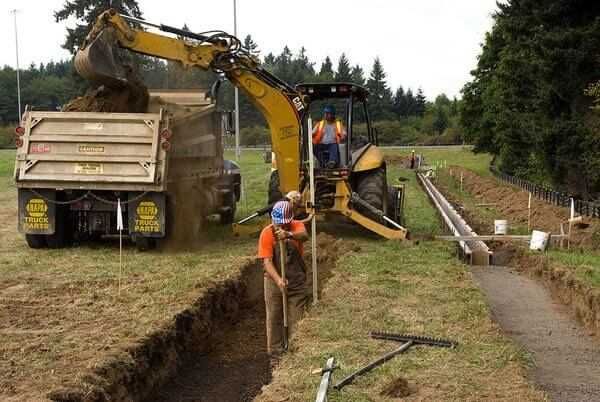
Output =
[{"x1": 258, "y1": 200, "x2": 309, "y2": 354}]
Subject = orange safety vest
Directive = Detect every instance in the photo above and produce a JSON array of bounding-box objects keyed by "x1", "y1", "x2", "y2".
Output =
[{"x1": 312, "y1": 120, "x2": 344, "y2": 144}]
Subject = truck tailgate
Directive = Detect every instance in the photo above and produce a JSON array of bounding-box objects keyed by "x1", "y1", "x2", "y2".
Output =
[{"x1": 15, "y1": 111, "x2": 165, "y2": 190}]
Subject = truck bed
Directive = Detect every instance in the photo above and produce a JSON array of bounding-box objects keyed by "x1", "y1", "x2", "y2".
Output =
[{"x1": 15, "y1": 111, "x2": 167, "y2": 192}]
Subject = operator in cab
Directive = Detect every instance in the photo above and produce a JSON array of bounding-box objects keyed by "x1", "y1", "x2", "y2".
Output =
[
  {"x1": 312, "y1": 105, "x2": 347, "y2": 168},
  {"x1": 257, "y1": 200, "x2": 309, "y2": 355}
]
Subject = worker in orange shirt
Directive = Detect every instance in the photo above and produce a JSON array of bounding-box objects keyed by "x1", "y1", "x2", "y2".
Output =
[
  {"x1": 257, "y1": 200, "x2": 309, "y2": 354},
  {"x1": 312, "y1": 105, "x2": 347, "y2": 168}
]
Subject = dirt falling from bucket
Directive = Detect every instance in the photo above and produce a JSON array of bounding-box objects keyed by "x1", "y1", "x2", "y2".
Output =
[{"x1": 63, "y1": 68, "x2": 149, "y2": 113}]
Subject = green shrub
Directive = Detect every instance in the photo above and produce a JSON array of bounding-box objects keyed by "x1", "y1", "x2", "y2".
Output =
[{"x1": 0, "y1": 126, "x2": 14, "y2": 149}]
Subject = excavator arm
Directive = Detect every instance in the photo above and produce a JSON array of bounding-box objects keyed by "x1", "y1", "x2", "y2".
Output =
[{"x1": 75, "y1": 9, "x2": 304, "y2": 194}]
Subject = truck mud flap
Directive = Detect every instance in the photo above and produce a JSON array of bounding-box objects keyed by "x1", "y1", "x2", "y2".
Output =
[
  {"x1": 128, "y1": 192, "x2": 166, "y2": 238},
  {"x1": 18, "y1": 189, "x2": 56, "y2": 235}
]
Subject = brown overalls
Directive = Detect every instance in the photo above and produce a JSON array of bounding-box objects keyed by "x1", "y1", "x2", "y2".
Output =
[{"x1": 264, "y1": 238, "x2": 308, "y2": 354}]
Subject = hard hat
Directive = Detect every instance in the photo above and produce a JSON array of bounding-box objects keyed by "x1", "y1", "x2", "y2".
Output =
[
  {"x1": 286, "y1": 191, "x2": 301, "y2": 204},
  {"x1": 271, "y1": 200, "x2": 293, "y2": 225},
  {"x1": 323, "y1": 105, "x2": 336, "y2": 115}
]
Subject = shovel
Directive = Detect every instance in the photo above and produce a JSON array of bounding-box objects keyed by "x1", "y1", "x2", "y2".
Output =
[{"x1": 278, "y1": 239, "x2": 289, "y2": 351}]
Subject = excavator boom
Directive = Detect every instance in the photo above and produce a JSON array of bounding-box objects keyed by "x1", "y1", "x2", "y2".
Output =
[
  {"x1": 75, "y1": 9, "x2": 303, "y2": 194},
  {"x1": 75, "y1": 9, "x2": 408, "y2": 240}
]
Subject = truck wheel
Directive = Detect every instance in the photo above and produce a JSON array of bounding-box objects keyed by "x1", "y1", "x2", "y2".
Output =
[
  {"x1": 26, "y1": 234, "x2": 47, "y2": 249},
  {"x1": 220, "y1": 192, "x2": 236, "y2": 225},
  {"x1": 268, "y1": 170, "x2": 282, "y2": 205},
  {"x1": 135, "y1": 236, "x2": 156, "y2": 251},
  {"x1": 355, "y1": 167, "x2": 386, "y2": 222},
  {"x1": 46, "y1": 206, "x2": 67, "y2": 249}
]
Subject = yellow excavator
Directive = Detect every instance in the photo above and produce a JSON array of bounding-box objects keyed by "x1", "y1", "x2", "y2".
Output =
[{"x1": 75, "y1": 9, "x2": 408, "y2": 239}]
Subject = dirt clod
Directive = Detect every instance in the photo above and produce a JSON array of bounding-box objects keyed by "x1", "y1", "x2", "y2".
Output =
[{"x1": 381, "y1": 376, "x2": 413, "y2": 398}]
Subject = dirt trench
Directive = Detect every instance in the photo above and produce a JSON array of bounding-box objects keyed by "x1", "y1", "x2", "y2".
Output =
[
  {"x1": 471, "y1": 266, "x2": 600, "y2": 401},
  {"x1": 47, "y1": 234, "x2": 342, "y2": 402},
  {"x1": 146, "y1": 233, "x2": 343, "y2": 402}
]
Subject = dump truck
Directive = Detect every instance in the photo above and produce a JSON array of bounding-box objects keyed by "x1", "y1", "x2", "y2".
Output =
[{"x1": 14, "y1": 89, "x2": 241, "y2": 250}]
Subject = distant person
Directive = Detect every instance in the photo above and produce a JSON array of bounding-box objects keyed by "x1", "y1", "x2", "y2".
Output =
[
  {"x1": 410, "y1": 150, "x2": 416, "y2": 169},
  {"x1": 257, "y1": 200, "x2": 309, "y2": 355},
  {"x1": 312, "y1": 105, "x2": 346, "y2": 168}
]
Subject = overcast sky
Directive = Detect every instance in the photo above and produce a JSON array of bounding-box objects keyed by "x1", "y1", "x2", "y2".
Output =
[{"x1": 0, "y1": 0, "x2": 499, "y2": 99}]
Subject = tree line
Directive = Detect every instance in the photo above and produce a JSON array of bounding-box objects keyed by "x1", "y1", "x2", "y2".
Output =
[
  {"x1": 1, "y1": 0, "x2": 463, "y2": 148},
  {"x1": 461, "y1": 0, "x2": 600, "y2": 198}
]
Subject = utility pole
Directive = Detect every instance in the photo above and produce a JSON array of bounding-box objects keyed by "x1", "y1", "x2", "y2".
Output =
[
  {"x1": 11, "y1": 9, "x2": 22, "y2": 120},
  {"x1": 233, "y1": 0, "x2": 240, "y2": 160}
]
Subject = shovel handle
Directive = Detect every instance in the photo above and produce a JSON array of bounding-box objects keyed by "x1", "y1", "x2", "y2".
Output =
[{"x1": 278, "y1": 240, "x2": 289, "y2": 349}]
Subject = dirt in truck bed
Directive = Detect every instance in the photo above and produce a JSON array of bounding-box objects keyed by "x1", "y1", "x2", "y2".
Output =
[{"x1": 62, "y1": 68, "x2": 149, "y2": 113}]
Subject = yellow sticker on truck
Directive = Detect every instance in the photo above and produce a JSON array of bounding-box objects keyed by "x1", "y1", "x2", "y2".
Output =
[
  {"x1": 134, "y1": 200, "x2": 161, "y2": 233},
  {"x1": 23, "y1": 198, "x2": 50, "y2": 231},
  {"x1": 75, "y1": 163, "x2": 103, "y2": 174}
]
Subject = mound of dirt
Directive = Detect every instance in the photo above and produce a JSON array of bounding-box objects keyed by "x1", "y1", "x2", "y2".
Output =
[
  {"x1": 63, "y1": 68, "x2": 149, "y2": 113},
  {"x1": 445, "y1": 166, "x2": 600, "y2": 249},
  {"x1": 381, "y1": 376, "x2": 413, "y2": 398}
]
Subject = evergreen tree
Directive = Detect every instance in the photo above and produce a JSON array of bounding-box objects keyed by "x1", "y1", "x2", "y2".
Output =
[
  {"x1": 318, "y1": 56, "x2": 335, "y2": 82},
  {"x1": 415, "y1": 87, "x2": 427, "y2": 117},
  {"x1": 335, "y1": 54, "x2": 352, "y2": 82},
  {"x1": 432, "y1": 106, "x2": 449, "y2": 135},
  {"x1": 243, "y1": 35, "x2": 260, "y2": 56},
  {"x1": 350, "y1": 64, "x2": 365, "y2": 85},
  {"x1": 461, "y1": 0, "x2": 600, "y2": 195},
  {"x1": 366, "y1": 57, "x2": 393, "y2": 121},
  {"x1": 404, "y1": 88, "x2": 416, "y2": 116},
  {"x1": 393, "y1": 86, "x2": 407, "y2": 117},
  {"x1": 55, "y1": 0, "x2": 142, "y2": 54}
]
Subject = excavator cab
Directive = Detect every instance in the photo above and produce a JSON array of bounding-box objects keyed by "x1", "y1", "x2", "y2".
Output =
[
  {"x1": 297, "y1": 82, "x2": 376, "y2": 169},
  {"x1": 268, "y1": 82, "x2": 406, "y2": 235}
]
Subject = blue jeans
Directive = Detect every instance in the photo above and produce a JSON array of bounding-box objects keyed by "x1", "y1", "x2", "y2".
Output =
[{"x1": 314, "y1": 143, "x2": 339, "y2": 168}]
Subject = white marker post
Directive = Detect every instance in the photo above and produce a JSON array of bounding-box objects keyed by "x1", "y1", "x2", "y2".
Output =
[
  {"x1": 307, "y1": 117, "x2": 318, "y2": 305},
  {"x1": 528, "y1": 192, "x2": 532, "y2": 232},
  {"x1": 117, "y1": 199, "x2": 124, "y2": 295},
  {"x1": 568, "y1": 198, "x2": 575, "y2": 250}
]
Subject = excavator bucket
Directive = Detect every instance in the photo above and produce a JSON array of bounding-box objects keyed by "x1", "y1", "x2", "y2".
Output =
[{"x1": 74, "y1": 29, "x2": 128, "y2": 89}]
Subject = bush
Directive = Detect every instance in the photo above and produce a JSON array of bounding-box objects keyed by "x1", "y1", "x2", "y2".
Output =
[
  {"x1": 240, "y1": 125, "x2": 269, "y2": 146},
  {"x1": 0, "y1": 126, "x2": 15, "y2": 149}
]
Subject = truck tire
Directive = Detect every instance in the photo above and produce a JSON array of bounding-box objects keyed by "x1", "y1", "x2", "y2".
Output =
[
  {"x1": 268, "y1": 170, "x2": 283, "y2": 205},
  {"x1": 135, "y1": 236, "x2": 156, "y2": 251},
  {"x1": 355, "y1": 167, "x2": 386, "y2": 222},
  {"x1": 26, "y1": 234, "x2": 46, "y2": 249},
  {"x1": 220, "y1": 191, "x2": 236, "y2": 225},
  {"x1": 46, "y1": 206, "x2": 67, "y2": 249}
]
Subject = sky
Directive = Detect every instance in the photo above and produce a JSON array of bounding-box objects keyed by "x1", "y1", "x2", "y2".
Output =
[{"x1": 0, "y1": 0, "x2": 499, "y2": 99}]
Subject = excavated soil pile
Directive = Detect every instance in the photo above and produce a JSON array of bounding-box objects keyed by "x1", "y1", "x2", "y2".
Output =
[
  {"x1": 62, "y1": 69, "x2": 149, "y2": 113},
  {"x1": 446, "y1": 166, "x2": 600, "y2": 249}
]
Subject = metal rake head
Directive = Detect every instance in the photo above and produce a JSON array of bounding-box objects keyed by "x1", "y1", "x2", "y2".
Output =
[{"x1": 369, "y1": 331, "x2": 458, "y2": 349}]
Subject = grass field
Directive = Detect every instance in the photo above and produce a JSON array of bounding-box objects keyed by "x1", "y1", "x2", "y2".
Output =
[
  {"x1": 0, "y1": 148, "x2": 545, "y2": 401},
  {"x1": 257, "y1": 147, "x2": 544, "y2": 401},
  {"x1": 0, "y1": 149, "x2": 266, "y2": 399}
]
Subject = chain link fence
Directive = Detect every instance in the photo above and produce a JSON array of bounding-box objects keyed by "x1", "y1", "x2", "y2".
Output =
[{"x1": 490, "y1": 166, "x2": 600, "y2": 218}]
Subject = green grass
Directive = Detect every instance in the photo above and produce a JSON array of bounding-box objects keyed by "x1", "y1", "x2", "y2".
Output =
[
  {"x1": 1, "y1": 147, "x2": 544, "y2": 401},
  {"x1": 386, "y1": 146, "x2": 493, "y2": 176},
  {"x1": 0, "y1": 149, "x2": 267, "y2": 399},
  {"x1": 0, "y1": 149, "x2": 15, "y2": 178},
  {"x1": 547, "y1": 250, "x2": 600, "y2": 287},
  {"x1": 256, "y1": 147, "x2": 543, "y2": 401}
]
